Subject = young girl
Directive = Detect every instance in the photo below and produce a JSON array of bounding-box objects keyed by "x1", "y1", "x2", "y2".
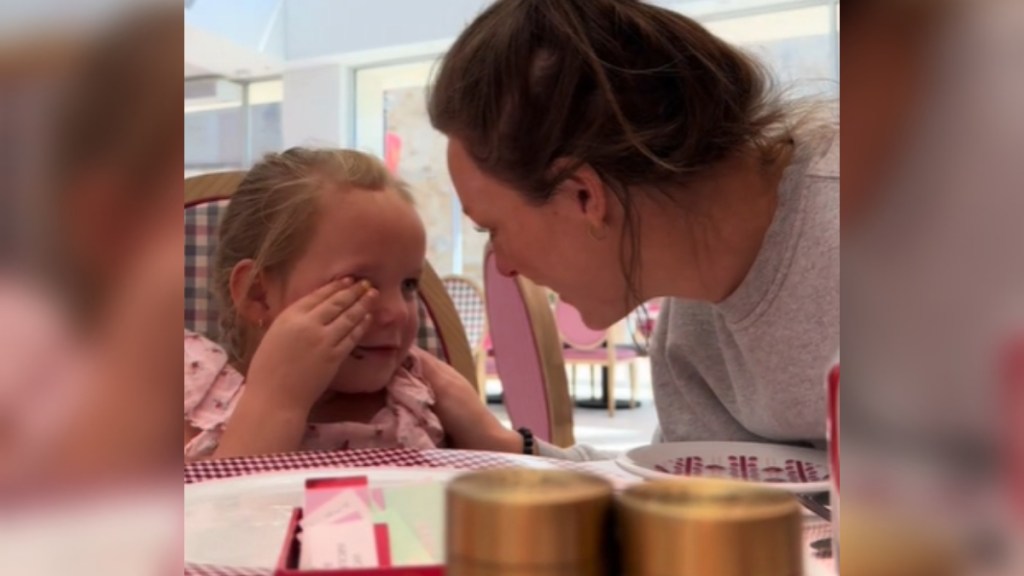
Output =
[{"x1": 184, "y1": 148, "x2": 529, "y2": 459}]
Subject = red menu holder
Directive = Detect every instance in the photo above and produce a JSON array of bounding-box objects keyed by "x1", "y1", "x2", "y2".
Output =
[
  {"x1": 274, "y1": 508, "x2": 446, "y2": 576},
  {"x1": 826, "y1": 362, "x2": 840, "y2": 563}
]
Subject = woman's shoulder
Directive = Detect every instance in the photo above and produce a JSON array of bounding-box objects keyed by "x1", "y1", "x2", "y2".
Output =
[
  {"x1": 655, "y1": 296, "x2": 715, "y2": 325},
  {"x1": 796, "y1": 120, "x2": 839, "y2": 180}
]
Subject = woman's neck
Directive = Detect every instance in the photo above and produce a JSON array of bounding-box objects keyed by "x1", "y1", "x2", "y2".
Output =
[{"x1": 638, "y1": 149, "x2": 791, "y2": 303}]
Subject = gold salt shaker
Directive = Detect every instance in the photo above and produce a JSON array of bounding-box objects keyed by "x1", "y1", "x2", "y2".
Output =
[
  {"x1": 446, "y1": 468, "x2": 615, "y2": 576},
  {"x1": 617, "y1": 479, "x2": 803, "y2": 576},
  {"x1": 840, "y1": 508, "x2": 963, "y2": 576}
]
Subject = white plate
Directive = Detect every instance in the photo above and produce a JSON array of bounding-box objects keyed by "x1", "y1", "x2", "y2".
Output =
[
  {"x1": 184, "y1": 467, "x2": 462, "y2": 569},
  {"x1": 616, "y1": 441, "x2": 830, "y2": 493}
]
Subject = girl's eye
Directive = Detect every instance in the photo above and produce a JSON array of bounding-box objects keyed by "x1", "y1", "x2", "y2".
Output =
[
  {"x1": 473, "y1": 225, "x2": 490, "y2": 235},
  {"x1": 401, "y1": 278, "x2": 420, "y2": 296}
]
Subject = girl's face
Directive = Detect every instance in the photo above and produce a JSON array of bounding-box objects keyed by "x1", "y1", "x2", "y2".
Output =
[{"x1": 265, "y1": 187, "x2": 426, "y2": 394}]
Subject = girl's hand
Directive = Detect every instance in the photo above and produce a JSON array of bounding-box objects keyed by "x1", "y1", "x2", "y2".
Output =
[
  {"x1": 245, "y1": 278, "x2": 377, "y2": 414},
  {"x1": 205, "y1": 279, "x2": 378, "y2": 459}
]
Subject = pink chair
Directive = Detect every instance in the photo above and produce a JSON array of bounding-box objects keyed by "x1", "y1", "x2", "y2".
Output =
[
  {"x1": 625, "y1": 298, "x2": 662, "y2": 355},
  {"x1": 554, "y1": 298, "x2": 640, "y2": 417},
  {"x1": 483, "y1": 245, "x2": 575, "y2": 447}
]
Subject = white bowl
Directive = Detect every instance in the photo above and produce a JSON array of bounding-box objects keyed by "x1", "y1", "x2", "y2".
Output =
[{"x1": 616, "y1": 441, "x2": 830, "y2": 494}]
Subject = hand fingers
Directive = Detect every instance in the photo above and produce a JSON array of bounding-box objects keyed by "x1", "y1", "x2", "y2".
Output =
[
  {"x1": 323, "y1": 287, "x2": 375, "y2": 338},
  {"x1": 312, "y1": 280, "x2": 372, "y2": 324},
  {"x1": 329, "y1": 311, "x2": 373, "y2": 355},
  {"x1": 295, "y1": 277, "x2": 356, "y2": 312}
]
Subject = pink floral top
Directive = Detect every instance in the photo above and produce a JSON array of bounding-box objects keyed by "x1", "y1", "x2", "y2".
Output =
[
  {"x1": 184, "y1": 330, "x2": 445, "y2": 458},
  {"x1": 0, "y1": 277, "x2": 84, "y2": 482}
]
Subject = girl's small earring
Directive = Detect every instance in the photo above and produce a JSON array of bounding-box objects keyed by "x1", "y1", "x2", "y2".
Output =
[{"x1": 588, "y1": 223, "x2": 609, "y2": 241}]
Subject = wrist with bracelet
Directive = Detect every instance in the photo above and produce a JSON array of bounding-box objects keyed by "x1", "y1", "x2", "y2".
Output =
[{"x1": 516, "y1": 427, "x2": 535, "y2": 455}]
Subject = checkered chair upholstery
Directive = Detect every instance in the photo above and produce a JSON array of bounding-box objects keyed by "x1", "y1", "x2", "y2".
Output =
[
  {"x1": 183, "y1": 196, "x2": 447, "y2": 363},
  {"x1": 415, "y1": 302, "x2": 444, "y2": 362},
  {"x1": 184, "y1": 198, "x2": 230, "y2": 342},
  {"x1": 441, "y1": 276, "x2": 487, "y2": 351}
]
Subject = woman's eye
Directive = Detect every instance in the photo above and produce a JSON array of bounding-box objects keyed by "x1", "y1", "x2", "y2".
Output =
[{"x1": 473, "y1": 224, "x2": 490, "y2": 235}]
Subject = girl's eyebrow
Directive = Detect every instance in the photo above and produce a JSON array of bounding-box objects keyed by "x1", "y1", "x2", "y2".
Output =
[{"x1": 327, "y1": 265, "x2": 372, "y2": 285}]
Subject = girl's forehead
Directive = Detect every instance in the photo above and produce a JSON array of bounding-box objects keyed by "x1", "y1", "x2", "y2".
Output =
[
  {"x1": 315, "y1": 186, "x2": 414, "y2": 213},
  {"x1": 300, "y1": 192, "x2": 425, "y2": 267}
]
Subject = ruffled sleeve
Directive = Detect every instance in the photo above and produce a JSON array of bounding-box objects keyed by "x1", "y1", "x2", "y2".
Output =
[
  {"x1": 381, "y1": 348, "x2": 446, "y2": 449},
  {"x1": 183, "y1": 330, "x2": 244, "y2": 457}
]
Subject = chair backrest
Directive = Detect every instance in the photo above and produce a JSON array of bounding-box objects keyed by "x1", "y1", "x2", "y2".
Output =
[
  {"x1": 483, "y1": 244, "x2": 574, "y2": 446},
  {"x1": 183, "y1": 171, "x2": 247, "y2": 341},
  {"x1": 417, "y1": 265, "x2": 477, "y2": 390},
  {"x1": 185, "y1": 171, "x2": 246, "y2": 206},
  {"x1": 553, "y1": 298, "x2": 609, "y2": 350},
  {"x1": 441, "y1": 275, "x2": 487, "y2": 352},
  {"x1": 183, "y1": 171, "x2": 479, "y2": 391},
  {"x1": 184, "y1": 197, "x2": 231, "y2": 341}
]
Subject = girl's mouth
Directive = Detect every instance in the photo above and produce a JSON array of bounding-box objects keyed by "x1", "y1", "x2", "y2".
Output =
[{"x1": 351, "y1": 345, "x2": 399, "y2": 360}]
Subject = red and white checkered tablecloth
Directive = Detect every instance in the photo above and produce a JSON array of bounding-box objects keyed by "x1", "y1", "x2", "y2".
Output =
[
  {"x1": 183, "y1": 448, "x2": 529, "y2": 484},
  {"x1": 184, "y1": 449, "x2": 834, "y2": 576}
]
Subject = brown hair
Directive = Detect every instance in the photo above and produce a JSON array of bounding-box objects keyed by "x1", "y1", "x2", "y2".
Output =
[
  {"x1": 214, "y1": 147, "x2": 412, "y2": 362},
  {"x1": 429, "y1": 0, "x2": 802, "y2": 298}
]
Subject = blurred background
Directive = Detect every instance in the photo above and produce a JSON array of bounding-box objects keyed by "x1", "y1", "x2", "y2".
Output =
[
  {"x1": 842, "y1": 1, "x2": 1024, "y2": 574},
  {"x1": 182, "y1": 0, "x2": 840, "y2": 284}
]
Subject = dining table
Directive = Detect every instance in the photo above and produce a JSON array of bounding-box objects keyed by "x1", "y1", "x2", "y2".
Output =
[{"x1": 183, "y1": 448, "x2": 834, "y2": 576}]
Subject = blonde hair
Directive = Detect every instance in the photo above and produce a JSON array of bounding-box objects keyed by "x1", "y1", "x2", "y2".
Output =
[{"x1": 214, "y1": 147, "x2": 413, "y2": 362}]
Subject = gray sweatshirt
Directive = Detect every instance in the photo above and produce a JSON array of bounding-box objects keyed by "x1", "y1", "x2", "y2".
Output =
[
  {"x1": 651, "y1": 126, "x2": 839, "y2": 446},
  {"x1": 540, "y1": 125, "x2": 839, "y2": 460}
]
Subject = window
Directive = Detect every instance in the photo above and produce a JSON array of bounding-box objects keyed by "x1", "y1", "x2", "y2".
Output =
[
  {"x1": 695, "y1": 1, "x2": 839, "y2": 96},
  {"x1": 354, "y1": 60, "x2": 485, "y2": 281},
  {"x1": 184, "y1": 78, "x2": 283, "y2": 176}
]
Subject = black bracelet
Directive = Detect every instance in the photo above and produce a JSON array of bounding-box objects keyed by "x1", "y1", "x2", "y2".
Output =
[{"x1": 516, "y1": 427, "x2": 535, "y2": 455}]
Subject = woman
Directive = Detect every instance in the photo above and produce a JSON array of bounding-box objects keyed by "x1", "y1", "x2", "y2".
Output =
[{"x1": 427, "y1": 0, "x2": 838, "y2": 452}]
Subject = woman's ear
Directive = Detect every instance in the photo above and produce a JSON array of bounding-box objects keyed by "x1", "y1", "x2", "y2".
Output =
[
  {"x1": 229, "y1": 260, "x2": 270, "y2": 326},
  {"x1": 552, "y1": 160, "x2": 612, "y2": 230}
]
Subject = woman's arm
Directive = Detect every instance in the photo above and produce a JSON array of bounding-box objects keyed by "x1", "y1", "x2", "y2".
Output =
[{"x1": 422, "y1": 352, "x2": 609, "y2": 460}]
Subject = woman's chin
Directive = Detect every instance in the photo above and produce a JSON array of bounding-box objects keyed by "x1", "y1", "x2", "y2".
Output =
[{"x1": 577, "y1": 304, "x2": 622, "y2": 332}]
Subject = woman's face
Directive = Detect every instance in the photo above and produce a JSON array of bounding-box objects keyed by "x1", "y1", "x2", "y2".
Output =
[{"x1": 446, "y1": 137, "x2": 633, "y2": 329}]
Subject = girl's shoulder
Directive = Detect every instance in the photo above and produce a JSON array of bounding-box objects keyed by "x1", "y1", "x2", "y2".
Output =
[{"x1": 184, "y1": 330, "x2": 244, "y2": 425}]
